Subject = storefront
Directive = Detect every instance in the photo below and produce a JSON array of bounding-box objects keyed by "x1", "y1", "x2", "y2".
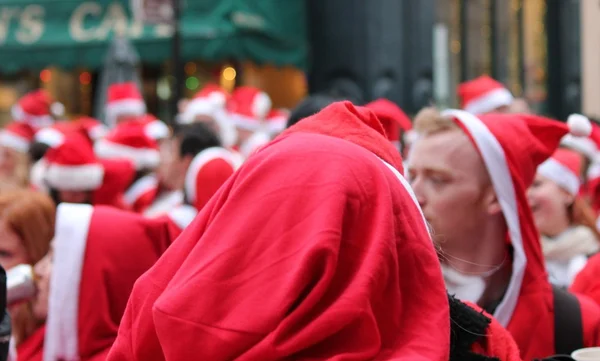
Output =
[{"x1": 0, "y1": 0, "x2": 308, "y2": 124}]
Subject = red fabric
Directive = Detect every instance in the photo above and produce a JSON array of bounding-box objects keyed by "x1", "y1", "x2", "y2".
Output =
[
  {"x1": 451, "y1": 112, "x2": 596, "y2": 360},
  {"x1": 190, "y1": 157, "x2": 235, "y2": 211},
  {"x1": 551, "y1": 148, "x2": 582, "y2": 177},
  {"x1": 17, "y1": 325, "x2": 45, "y2": 361},
  {"x1": 77, "y1": 206, "x2": 181, "y2": 361},
  {"x1": 365, "y1": 99, "x2": 413, "y2": 142},
  {"x1": 107, "y1": 101, "x2": 449, "y2": 361},
  {"x1": 572, "y1": 254, "x2": 600, "y2": 306},
  {"x1": 457, "y1": 75, "x2": 508, "y2": 109},
  {"x1": 107, "y1": 82, "x2": 143, "y2": 103},
  {"x1": 16, "y1": 90, "x2": 52, "y2": 117},
  {"x1": 92, "y1": 158, "x2": 136, "y2": 209},
  {"x1": 465, "y1": 303, "x2": 522, "y2": 361}
]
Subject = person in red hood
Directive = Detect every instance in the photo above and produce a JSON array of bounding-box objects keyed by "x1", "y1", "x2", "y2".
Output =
[
  {"x1": 28, "y1": 203, "x2": 181, "y2": 361},
  {"x1": 407, "y1": 108, "x2": 600, "y2": 360},
  {"x1": 107, "y1": 101, "x2": 450, "y2": 361}
]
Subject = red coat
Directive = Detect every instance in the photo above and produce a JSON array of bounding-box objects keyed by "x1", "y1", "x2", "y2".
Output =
[
  {"x1": 16, "y1": 325, "x2": 45, "y2": 361},
  {"x1": 571, "y1": 253, "x2": 600, "y2": 348}
]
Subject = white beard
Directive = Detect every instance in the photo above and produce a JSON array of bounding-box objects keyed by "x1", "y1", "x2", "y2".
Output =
[{"x1": 441, "y1": 263, "x2": 486, "y2": 304}]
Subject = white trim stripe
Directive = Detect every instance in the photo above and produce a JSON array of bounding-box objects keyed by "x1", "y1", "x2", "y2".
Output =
[
  {"x1": 537, "y1": 158, "x2": 580, "y2": 196},
  {"x1": 229, "y1": 113, "x2": 262, "y2": 131},
  {"x1": 94, "y1": 139, "x2": 159, "y2": 170},
  {"x1": 44, "y1": 203, "x2": 94, "y2": 361},
  {"x1": 105, "y1": 99, "x2": 146, "y2": 128},
  {"x1": 560, "y1": 134, "x2": 598, "y2": 161},
  {"x1": 184, "y1": 147, "x2": 239, "y2": 204},
  {"x1": 442, "y1": 109, "x2": 526, "y2": 327},
  {"x1": 167, "y1": 204, "x2": 197, "y2": 230},
  {"x1": 123, "y1": 174, "x2": 158, "y2": 206},
  {"x1": 464, "y1": 88, "x2": 514, "y2": 115},
  {"x1": 45, "y1": 163, "x2": 104, "y2": 191},
  {"x1": 0, "y1": 131, "x2": 30, "y2": 152}
]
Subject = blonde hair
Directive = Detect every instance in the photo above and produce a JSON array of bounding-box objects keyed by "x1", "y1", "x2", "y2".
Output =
[
  {"x1": 413, "y1": 106, "x2": 459, "y2": 135},
  {"x1": 0, "y1": 190, "x2": 55, "y2": 344}
]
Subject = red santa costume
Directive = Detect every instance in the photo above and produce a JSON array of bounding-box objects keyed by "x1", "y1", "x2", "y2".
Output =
[
  {"x1": 11, "y1": 89, "x2": 56, "y2": 129},
  {"x1": 107, "y1": 101, "x2": 450, "y2": 361},
  {"x1": 16, "y1": 325, "x2": 45, "y2": 361},
  {"x1": 105, "y1": 82, "x2": 147, "y2": 128},
  {"x1": 365, "y1": 98, "x2": 413, "y2": 153},
  {"x1": 457, "y1": 75, "x2": 514, "y2": 115},
  {"x1": 42, "y1": 203, "x2": 180, "y2": 361},
  {"x1": 440, "y1": 109, "x2": 600, "y2": 359}
]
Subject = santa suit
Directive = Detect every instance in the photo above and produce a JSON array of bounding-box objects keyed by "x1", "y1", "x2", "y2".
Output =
[
  {"x1": 442, "y1": 110, "x2": 600, "y2": 360},
  {"x1": 16, "y1": 325, "x2": 45, "y2": 361},
  {"x1": 42, "y1": 204, "x2": 181, "y2": 361},
  {"x1": 107, "y1": 102, "x2": 450, "y2": 361}
]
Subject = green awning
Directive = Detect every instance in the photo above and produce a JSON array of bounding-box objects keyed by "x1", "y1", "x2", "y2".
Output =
[{"x1": 0, "y1": 0, "x2": 308, "y2": 74}]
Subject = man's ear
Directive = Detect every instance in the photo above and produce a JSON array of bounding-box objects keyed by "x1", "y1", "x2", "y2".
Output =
[{"x1": 483, "y1": 185, "x2": 502, "y2": 216}]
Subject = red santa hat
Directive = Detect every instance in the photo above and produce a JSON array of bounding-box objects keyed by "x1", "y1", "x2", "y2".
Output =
[
  {"x1": 122, "y1": 174, "x2": 159, "y2": 213},
  {"x1": 227, "y1": 86, "x2": 272, "y2": 131},
  {"x1": 457, "y1": 75, "x2": 514, "y2": 115},
  {"x1": 181, "y1": 83, "x2": 229, "y2": 123},
  {"x1": 0, "y1": 122, "x2": 36, "y2": 152},
  {"x1": 105, "y1": 82, "x2": 146, "y2": 127},
  {"x1": 108, "y1": 101, "x2": 450, "y2": 361},
  {"x1": 44, "y1": 203, "x2": 180, "y2": 361},
  {"x1": 11, "y1": 89, "x2": 56, "y2": 129},
  {"x1": 137, "y1": 114, "x2": 170, "y2": 141},
  {"x1": 265, "y1": 108, "x2": 289, "y2": 135},
  {"x1": 537, "y1": 148, "x2": 582, "y2": 196},
  {"x1": 366, "y1": 99, "x2": 413, "y2": 151},
  {"x1": 43, "y1": 132, "x2": 104, "y2": 191},
  {"x1": 560, "y1": 114, "x2": 600, "y2": 162},
  {"x1": 184, "y1": 147, "x2": 240, "y2": 211},
  {"x1": 94, "y1": 120, "x2": 162, "y2": 170},
  {"x1": 76, "y1": 116, "x2": 109, "y2": 141},
  {"x1": 440, "y1": 109, "x2": 591, "y2": 331},
  {"x1": 92, "y1": 158, "x2": 137, "y2": 209}
]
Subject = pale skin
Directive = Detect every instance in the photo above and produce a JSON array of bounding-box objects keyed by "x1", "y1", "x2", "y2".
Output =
[
  {"x1": 407, "y1": 129, "x2": 511, "y2": 307},
  {"x1": 32, "y1": 244, "x2": 52, "y2": 320},
  {"x1": 156, "y1": 136, "x2": 193, "y2": 191},
  {"x1": 527, "y1": 174, "x2": 573, "y2": 237}
]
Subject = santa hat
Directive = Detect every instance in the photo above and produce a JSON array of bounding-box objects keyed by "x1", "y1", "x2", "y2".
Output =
[
  {"x1": 366, "y1": 99, "x2": 412, "y2": 151},
  {"x1": 44, "y1": 203, "x2": 180, "y2": 361},
  {"x1": 76, "y1": 116, "x2": 109, "y2": 141},
  {"x1": 184, "y1": 147, "x2": 240, "y2": 211},
  {"x1": 0, "y1": 122, "x2": 36, "y2": 152},
  {"x1": 180, "y1": 83, "x2": 229, "y2": 124},
  {"x1": 137, "y1": 114, "x2": 170, "y2": 141},
  {"x1": 11, "y1": 90, "x2": 56, "y2": 129},
  {"x1": 560, "y1": 114, "x2": 600, "y2": 162},
  {"x1": 43, "y1": 132, "x2": 104, "y2": 191},
  {"x1": 105, "y1": 82, "x2": 146, "y2": 127},
  {"x1": 537, "y1": 148, "x2": 582, "y2": 196},
  {"x1": 265, "y1": 109, "x2": 289, "y2": 135},
  {"x1": 457, "y1": 76, "x2": 514, "y2": 115},
  {"x1": 440, "y1": 109, "x2": 591, "y2": 328},
  {"x1": 123, "y1": 174, "x2": 159, "y2": 213},
  {"x1": 227, "y1": 86, "x2": 271, "y2": 131},
  {"x1": 94, "y1": 120, "x2": 162, "y2": 170}
]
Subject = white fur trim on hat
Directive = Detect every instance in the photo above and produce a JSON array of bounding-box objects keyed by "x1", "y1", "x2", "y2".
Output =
[
  {"x1": 123, "y1": 174, "x2": 158, "y2": 206},
  {"x1": 464, "y1": 88, "x2": 514, "y2": 115},
  {"x1": 35, "y1": 128, "x2": 65, "y2": 148},
  {"x1": 252, "y1": 92, "x2": 272, "y2": 120},
  {"x1": 44, "y1": 203, "x2": 93, "y2": 361},
  {"x1": 441, "y1": 109, "x2": 525, "y2": 328},
  {"x1": 0, "y1": 130, "x2": 30, "y2": 153},
  {"x1": 184, "y1": 147, "x2": 239, "y2": 204},
  {"x1": 105, "y1": 99, "x2": 146, "y2": 128},
  {"x1": 240, "y1": 131, "x2": 271, "y2": 158},
  {"x1": 88, "y1": 124, "x2": 108, "y2": 141},
  {"x1": 560, "y1": 135, "x2": 598, "y2": 161},
  {"x1": 181, "y1": 99, "x2": 217, "y2": 124},
  {"x1": 567, "y1": 114, "x2": 592, "y2": 137},
  {"x1": 11, "y1": 104, "x2": 54, "y2": 129},
  {"x1": 537, "y1": 158, "x2": 581, "y2": 195},
  {"x1": 144, "y1": 120, "x2": 170, "y2": 140},
  {"x1": 167, "y1": 204, "x2": 197, "y2": 230},
  {"x1": 45, "y1": 163, "x2": 104, "y2": 191},
  {"x1": 229, "y1": 113, "x2": 263, "y2": 131},
  {"x1": 94, "y1": 139, "x2": 159, "y2": 170}
]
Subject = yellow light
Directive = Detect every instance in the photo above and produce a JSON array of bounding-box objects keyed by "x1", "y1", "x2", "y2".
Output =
[{"x1": 222, "y1": 67, "x2": 237, "y2": 81}]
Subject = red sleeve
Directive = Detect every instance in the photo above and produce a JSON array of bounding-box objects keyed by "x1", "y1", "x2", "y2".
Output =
[
  {"x1": 571, "y1": 254, "x2": 600, "y2": 306},
  {"x1": 575, "y1": 294, "x2": 600, "y2": 347}
]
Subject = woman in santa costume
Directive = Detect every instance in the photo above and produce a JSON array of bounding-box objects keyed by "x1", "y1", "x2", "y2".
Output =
[{"x1": 27, "y1": 202, "x2": 181, "y2": 361}]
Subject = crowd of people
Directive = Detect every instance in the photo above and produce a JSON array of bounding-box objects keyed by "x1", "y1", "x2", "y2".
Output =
[{"x1": 1, "y1": 74, "x2": 600, "y2": 360}]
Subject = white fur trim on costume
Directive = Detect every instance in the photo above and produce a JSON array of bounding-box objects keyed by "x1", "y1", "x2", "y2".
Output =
[
  {"x1": 167, "y1": 204, "x2": 197, "y2": 230},
  {"x1": 240, "y1": 131, "x2": 271, "y2": 158},
  {"x1": 143, "y1": 190, "x2": 183, "y2": 217},
  {"x1": 45, "y1": 163, "x2": 104, "y2": 191},
  {"x1": 252, "y1": 92, "x2": 272, "y2": 120},
  {"x1": 35, "y1": 128, "x2": 65, "y2": 148},
  {"x1": 184, "y1": 147, "x2": 239, "y2": 204},
  {"x1": 105, "y1": 99, "x2": 146, "y2": 128},
  {"x1": 267, "y1": 117, "x2": 287, "y2": 135},
  {"x1": 229, "y1": 113, "x2": 263, "y2": 131},
  {"x1": 181, "y1": 99, "x2": 217, "y2": 123},
  {"x1": 464, "y1": 88, "x2": 514, "y2": 115},
  {"x1": 44, "y1": 203, "x2": 93, "y2": 361},
  {"x1": 588, "y1": 162, "x2": 600, "y2": 179},
  {"x1": 0, "y1": 131, "x2": 29, "y2": 152},
  {"x1": 94, "y1": 139, "x2": 159, "y2": 170},
  {"x1": 537, "y1": 158, "x2": 580, "y2": 195},
  {"x1": 11, "y1": 104, "x2": 54, "y2": 129},
  {"x1": 88, "y1": 124, "x2": 108, "y2": 140},
  {"x1": 567, "y1": 114, "x2": 592, "y2": 137},
  {"x1": 123, "y1": 174, "x2": 158, "y2": 206},
  {"x1": 144, "y1": 120, "x2": 170, "y2": 140},
  {"x1": 442, "y1": 109, "x2": 525, "y2": 328},
  {"x1": 561, "y1": 134, "x2": 598, "y2": 161},
  {"x1": 30, "y1": 159, "x2": 48, "y2": 193}
]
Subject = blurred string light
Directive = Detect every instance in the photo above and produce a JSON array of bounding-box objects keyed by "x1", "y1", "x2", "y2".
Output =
[
  {"x1": 40, "y1": 69, "x2": 52, "y2": 83},
  {"x1": 220, "y1": 66, "x2": 237, "y2": 92},
  {"x1": 79, "y1": 72, "x2": 91, "y2": 85},
  {"x1": 184, "y1": 62, "x2": 197, "y2": 75},
  {"x1": 222, "y1": 67, "x2": 236, "y2": 81},
  {"x1": 157, "y1": 77, "x2": 171, "y2": 100},
  {"x1": 186, "y1": 76, "x2": 199, "y2": 90}
]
